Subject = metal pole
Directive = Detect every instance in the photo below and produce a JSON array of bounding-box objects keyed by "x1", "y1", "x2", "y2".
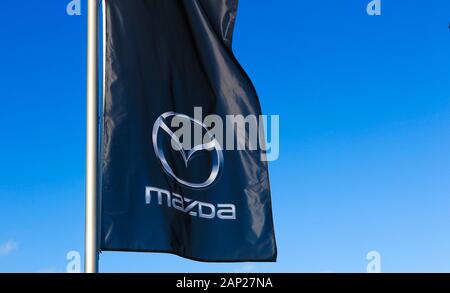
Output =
[{"x1": 85, "y1": 0, "x2": 99, "y2": 273}]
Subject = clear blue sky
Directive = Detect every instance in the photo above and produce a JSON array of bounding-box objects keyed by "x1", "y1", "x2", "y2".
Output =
[{"x1": 1, "y1": 0, "x2": 450, "y2": 272}]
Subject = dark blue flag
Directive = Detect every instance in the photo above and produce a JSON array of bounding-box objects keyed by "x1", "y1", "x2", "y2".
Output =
[{"x1": 100, "y1": 0, "x2": 277, "y2": 262}]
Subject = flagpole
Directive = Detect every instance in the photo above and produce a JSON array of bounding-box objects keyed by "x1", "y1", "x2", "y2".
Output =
[{"x1": 85, "y1": 0, "x2": 99, "y2": 273}]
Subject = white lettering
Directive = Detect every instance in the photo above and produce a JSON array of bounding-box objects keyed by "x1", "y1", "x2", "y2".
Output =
[{"x1": 145, "y1": 186, "x2": 236, "y2": 220}]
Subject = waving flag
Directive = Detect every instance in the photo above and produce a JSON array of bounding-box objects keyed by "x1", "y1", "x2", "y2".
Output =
[{"x1": 100, "y1": 0, "x2": 277, "y2": 262}]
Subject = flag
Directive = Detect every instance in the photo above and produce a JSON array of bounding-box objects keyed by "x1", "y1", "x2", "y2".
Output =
[{"x1": 100, "y1": 0, "x2": 277, "y2": 262}]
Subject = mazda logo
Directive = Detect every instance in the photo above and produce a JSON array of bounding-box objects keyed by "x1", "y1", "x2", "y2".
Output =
[{"x1": 152, "y1": 112, "x2": 224, "y2": 189}]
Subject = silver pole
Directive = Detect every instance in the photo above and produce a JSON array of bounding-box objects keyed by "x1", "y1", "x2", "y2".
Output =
[{"x1": 85, "y1": 0, "x2": 99, "y2": 273}]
